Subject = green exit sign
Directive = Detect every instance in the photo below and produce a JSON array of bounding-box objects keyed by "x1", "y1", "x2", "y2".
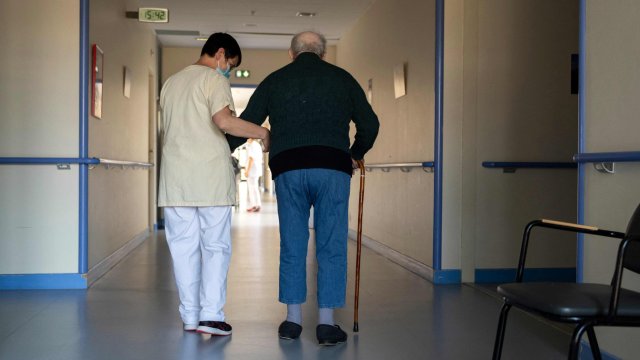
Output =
[
  {"x1": 235, "y1": 69, "x2": 251, "y2": 78},
  {"x1": 139, "y1": 8, "x2": 169, "y2": 23}
]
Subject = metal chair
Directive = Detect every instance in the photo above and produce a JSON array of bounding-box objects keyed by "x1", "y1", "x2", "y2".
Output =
[{"x1": 492, "y1": 203, "x2": 640, "y2": 360}]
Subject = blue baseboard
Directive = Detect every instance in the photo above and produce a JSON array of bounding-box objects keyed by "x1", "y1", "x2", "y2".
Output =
[
  {"x1": 581, "y1": 342, "x2": 620, "y2": 360},
  {"x1": 433, "y1": 269, "x2": 461, "y2": 284},
  {"x1": 0, "y1": 273, "x2": 87, "y2": 290},
  {"x1": 475, "y1": 268, "x2": 576, "y2": 283}
]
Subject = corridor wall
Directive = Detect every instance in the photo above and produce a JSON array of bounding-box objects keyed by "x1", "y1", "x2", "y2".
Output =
[
  {"x1": 338, "y1": 0, "x2": 579, "y2": 283},
  {"x1": 582, "y1": 1, "x2": 640, "y2": 358},
  {"x1": 88, "y1": 0, "x2": 158, "y2": 269},
  {"x1": 454, "y1": 0, "x2": 579, "y2": 281},
  {"x1": 338, "y1": 0, "x2": 436, "y2": 268},
  {"x1": 0, "y1": 0, "x2": 158, "y2": 285},
  {"x1": 0, "y1": 0, "x2": 80, "y2": 275}
]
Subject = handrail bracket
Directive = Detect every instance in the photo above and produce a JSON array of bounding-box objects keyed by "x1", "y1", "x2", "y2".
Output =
[{"x1": 593, "y1": 162, "x2": 615, "y2": 174}]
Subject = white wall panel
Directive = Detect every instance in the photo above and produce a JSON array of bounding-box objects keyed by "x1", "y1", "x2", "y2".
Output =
[{"x1": 0, "y1": 167, "x2": 78, "y2": 274}]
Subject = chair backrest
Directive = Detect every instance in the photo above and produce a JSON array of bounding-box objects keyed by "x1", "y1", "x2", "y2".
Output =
[{"x1": 623, "y1": 203, "x2": 640, "y2": 274}]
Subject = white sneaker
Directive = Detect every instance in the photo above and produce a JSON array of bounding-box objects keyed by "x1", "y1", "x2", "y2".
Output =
[{"x1": 183, "y1": 323, "x2": 198, "y2": 331}]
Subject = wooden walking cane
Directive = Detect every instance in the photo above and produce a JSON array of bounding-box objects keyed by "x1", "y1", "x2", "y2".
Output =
[{"x1": 353, "y1": 159, "x2": 366, "y2": 332}]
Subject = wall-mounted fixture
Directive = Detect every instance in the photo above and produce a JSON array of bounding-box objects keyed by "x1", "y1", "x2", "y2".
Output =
[
  {"x1": 126, "y1": 8, "x2": 169, "y2": 23},
  {"x1": 394, "y1": 63, "x2": 406, "y2": 98}
]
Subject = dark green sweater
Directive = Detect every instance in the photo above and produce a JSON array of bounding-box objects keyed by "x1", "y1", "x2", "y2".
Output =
[{"x1": 229, "y1": 52, "x2": 379, "y2": 161}]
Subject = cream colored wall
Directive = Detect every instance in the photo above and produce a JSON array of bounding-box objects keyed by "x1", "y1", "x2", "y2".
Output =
[
  {"x1": 471, "y1": 0, "x2": 578, "y2": 271},
  {"x1": 88, "y1": 0, "x2": 158, "y2": 267},
  {"x1": 443, "y1": 0, "x2": 465, "y2": 272},
  {"x1": 338, "y1": 0, "x2": 578, "y2": 274},
  {"x1": 460, "y1": 0, "x2": 480, "y2": 281},
  {"x1": 161, "y1": 47, "x2": 199, "y2": 85},
  {"x1": 339, "y1": 0, "x2": 436, "y2": 266},
  {"x1": 583, "y1": 1, "x2": 640, "y2": 358},
  {"x1": 0, "y1": 0, "x2": 80, "y2": 274}
]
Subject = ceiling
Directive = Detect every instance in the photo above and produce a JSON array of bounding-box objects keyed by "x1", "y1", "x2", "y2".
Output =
[{"x1": 136, "y1": 0, "x2": 376, "y2": 49}]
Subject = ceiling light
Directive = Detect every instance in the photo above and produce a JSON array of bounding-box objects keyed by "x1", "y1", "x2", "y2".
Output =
[
  {"x1": 296, "y1": 12, "x2": 316, "y2": 17},
  {"x1": 196, "y1": 37, "x2": 208, "y2": 41}
]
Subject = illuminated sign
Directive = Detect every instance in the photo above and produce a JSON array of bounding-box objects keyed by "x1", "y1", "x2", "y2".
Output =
[
  {"x1": 138, "y1": 8, "x2": 169, "y2": 23},
  {"x1": 235, "y1": 70, "x2": 251, "y2": 78}
]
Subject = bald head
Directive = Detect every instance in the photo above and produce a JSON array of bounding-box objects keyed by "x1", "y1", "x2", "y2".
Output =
[{"x1": 290, "y1": 31, "x2": 326, "y2": 59}]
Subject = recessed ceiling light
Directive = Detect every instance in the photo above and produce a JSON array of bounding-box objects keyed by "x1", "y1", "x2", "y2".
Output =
[
  {"x1": 244, "y1": 23, "x2": 258, "y2": 27},
  {"x1": 296, "y1": 12, "x2": 316, "y2": 17},
  {"x1": 195, "y1": 37, "x2": 208, "y2": 41}
]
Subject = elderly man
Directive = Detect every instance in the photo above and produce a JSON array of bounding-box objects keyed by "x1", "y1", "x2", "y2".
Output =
[{"x1": 229, "y1": 31, "x2": 379, "y2": 345}]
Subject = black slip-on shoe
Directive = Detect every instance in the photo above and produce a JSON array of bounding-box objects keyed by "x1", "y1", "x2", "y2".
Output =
[
  {"x1": 278, "y1": 321, "x2": 302, "y2": 339},
  {"x1": 196, "y1": 321, "x2": 232, "y2": 336},
  {"x1": 316, "y1": 324, "x2": 347, "y2": 346}
]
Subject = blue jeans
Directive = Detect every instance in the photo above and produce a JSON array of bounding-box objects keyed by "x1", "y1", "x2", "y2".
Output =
[{"x1": 275, "y1": 169, "x2": 351, "y2": 308}]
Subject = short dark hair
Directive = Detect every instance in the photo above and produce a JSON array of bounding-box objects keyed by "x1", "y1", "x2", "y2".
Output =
[{"x1": 201, "y1": 33, "x2": 242, "y2": 67}]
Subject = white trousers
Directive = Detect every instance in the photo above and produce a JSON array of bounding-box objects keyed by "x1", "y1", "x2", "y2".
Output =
[
  {"x1": 164, "y1": 206, "x2": 232, "y2": 324},
  {"x1": 247, "y1": 176, "x2": 262, "y2": 208}
]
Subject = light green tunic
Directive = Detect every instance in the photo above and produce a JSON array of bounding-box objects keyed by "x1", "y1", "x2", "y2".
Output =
[{"x1": 158, "y1": 65, "x2": 236, "y2": 207}]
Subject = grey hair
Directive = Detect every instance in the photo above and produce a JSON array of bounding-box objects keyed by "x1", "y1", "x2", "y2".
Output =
[{"x1": 290, "y1": 31, "x2": 326, "y2": 58}]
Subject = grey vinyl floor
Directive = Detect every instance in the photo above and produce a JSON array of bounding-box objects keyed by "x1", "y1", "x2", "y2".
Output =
[{"x1": 0, "y1": 192, "x2": 572, "y2": 359}]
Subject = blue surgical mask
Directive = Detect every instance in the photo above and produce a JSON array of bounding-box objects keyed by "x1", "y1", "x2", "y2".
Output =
[{"x1": 216, "y1": 59, "x2": 232, "y2": 79}]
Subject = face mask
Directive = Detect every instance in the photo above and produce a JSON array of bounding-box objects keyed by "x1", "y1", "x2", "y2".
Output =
[{"x1": 216, "y1": 59, "x2": 232, "y2": 79}]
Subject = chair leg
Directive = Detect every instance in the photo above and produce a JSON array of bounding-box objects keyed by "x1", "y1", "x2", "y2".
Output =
[
  {"x1": 586, "y1": 326, "x2": 602, "y2": 360},
  {"x1": 492, "y1": 303, "x2": 512, "y2": 360},
  {"x1": 568, "y1": 323, "x2": 589, "y2": 360}
]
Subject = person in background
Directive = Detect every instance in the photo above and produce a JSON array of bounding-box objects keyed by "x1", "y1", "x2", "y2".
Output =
[
  {"x1": 159, "y1": 32, "x2": 270, "y2": 336},
  {"x1": 244, "y1": 138, "x2": 264, "y2": 212},
  {"x1": 228, "y1": 31, "x2": 379, "y2": 345}
]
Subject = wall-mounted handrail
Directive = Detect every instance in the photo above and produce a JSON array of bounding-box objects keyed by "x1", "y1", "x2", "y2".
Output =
[
  {"x1": 573, "y1": 151, "x2": 640, "y2": 175},
  {"x1": 482, "y1": 161, "x2": 577, "y2": 172},
  {"x1": 96, "y1": 158, "x2": 154, "y2": 168},
  {"x1": 365, "y1": 162, "x2": 435, "y2": 172},
  {"x1": 0, "y1": 157, "x2": 153, "y2": 168},
  {"x1": 0, "y1": 157, "x2": 99, "y2": 165},
  {"x1": 572, "y1": 151, "x2": 640, "y2": 163}
]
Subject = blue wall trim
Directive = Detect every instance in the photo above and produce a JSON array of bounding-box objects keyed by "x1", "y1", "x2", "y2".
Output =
[
  {"x1": 577, "y1": 0, "x2": 587, "y2": 284},
  {"x1": 79, "y1": 0, "x2": 90, "y2": 274},
  {"x1": 580, "y1": 343, "x2": 621, "y2": 360},
  {"x1": 475, "y1": 268, "x2": 576, "y2": 284},
  {"x1": 433, "y1": 269, "x2": 461, "y2": 284},
  {"x1": 0, "y1": 157, "x2": 99, "y2": 165},
  {"x1": 433, "y1": 0, "x2": 444, "y2": 271},
  {"x1": 0, "y1": 274, "x2": 87, "y2": 290}
]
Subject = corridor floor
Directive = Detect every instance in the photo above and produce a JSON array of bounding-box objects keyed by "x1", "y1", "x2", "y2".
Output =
[{"x1": 0, "y1": 195, "x2": 571, "y2": 359}]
